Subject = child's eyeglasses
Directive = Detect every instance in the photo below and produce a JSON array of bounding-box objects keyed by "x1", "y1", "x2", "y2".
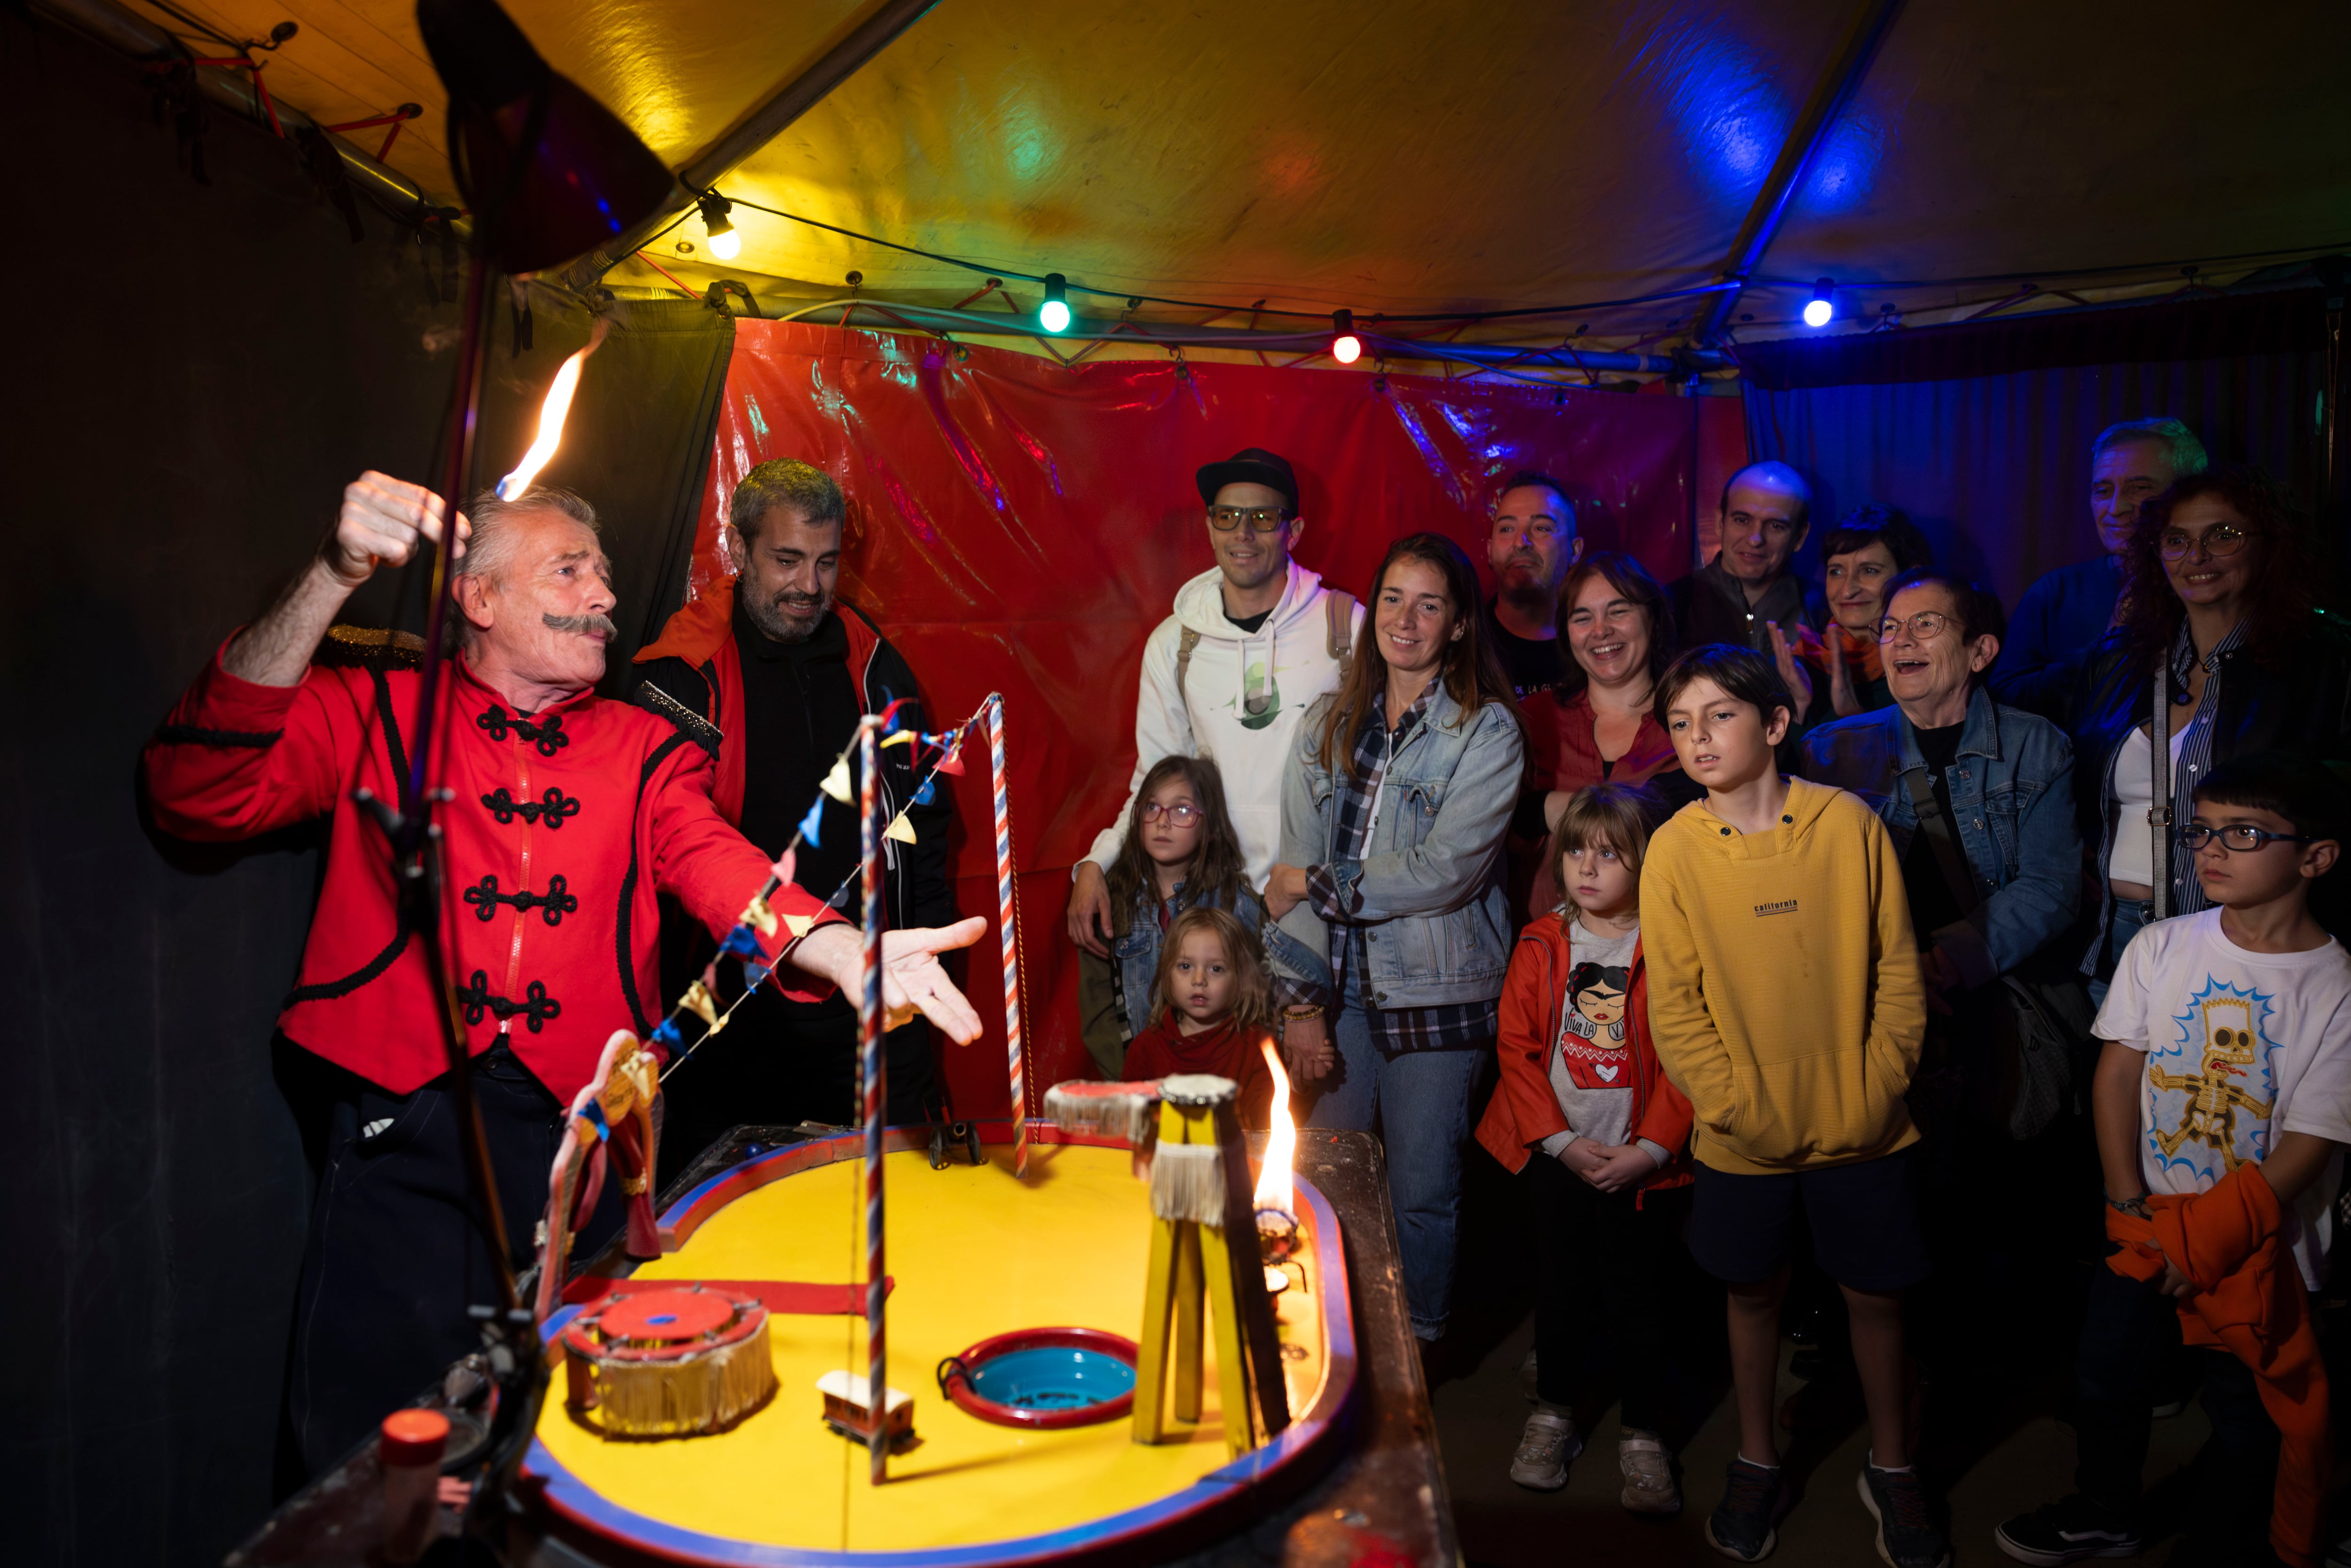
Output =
[
  {"x1": 2180, "y1": 823, "x2": 2314, "y2": 852},
  {"x1": 1142, "y1": 802, "x2": 1202, "y2": 826}
]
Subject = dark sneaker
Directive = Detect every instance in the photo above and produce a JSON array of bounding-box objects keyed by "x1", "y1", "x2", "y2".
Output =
[
  {"x1": 1858, "y1": 1465, "x2": 1951, "y2": 1568},
  {"x1": 1994, "y1": 1495, "x2": 2145, "y2": 1565},
  {"x1": 1706, "y1": 1458, "x2": 1787, "y2": 1561}
]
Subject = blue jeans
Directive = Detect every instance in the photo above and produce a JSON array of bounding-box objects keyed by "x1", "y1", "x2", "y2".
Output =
[
  {"x1": 2087, "y1": 897, "x2": 2154, "y2": 1009},
  {"x1": 1306, "y1": 965, "x2": 1484, "y2": 1339}
]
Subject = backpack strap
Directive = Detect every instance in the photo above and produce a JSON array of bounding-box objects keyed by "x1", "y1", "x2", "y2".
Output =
[
  {"x1": 1174, "y1": 625, "x2": 1201, "y2": 706},
  {"x1": 1325, "y1": 589, "x2": 1357, "y2": 677}
]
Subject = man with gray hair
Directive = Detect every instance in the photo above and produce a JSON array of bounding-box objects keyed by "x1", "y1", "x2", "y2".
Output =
[
  {"x1": 142, "y1": 470, "x2": 985, "y2": 1475},
  {"x1": 635, "y1": 458, "x2": 955, "y2": 1163},
  {"x1": 1991, "y1": 417, "x2": 2210, "y2": 709}
]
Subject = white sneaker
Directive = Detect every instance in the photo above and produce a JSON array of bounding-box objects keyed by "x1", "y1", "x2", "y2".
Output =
[
  {"x1": 1508, "y1": 1409, "x2": 1582, "y2": 1491},
  {"x1": 1618, "y1": 1433, "x2": 1682, "y2": 1515}
]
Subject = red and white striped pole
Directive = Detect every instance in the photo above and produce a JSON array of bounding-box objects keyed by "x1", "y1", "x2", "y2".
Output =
[
  {"x1": 857, "y1": 719, "x2": 888, "y2": 1484},
  {"x1": 986, "y1": 694, "x2": 1027, "y2": 1178}
]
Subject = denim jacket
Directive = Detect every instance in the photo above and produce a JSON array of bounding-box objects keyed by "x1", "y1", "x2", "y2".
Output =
[
  {"x1": 1797, "y1": 685, "x2": 2080, "y2": 987},
  {"x1": 1109, "y1": 880, "x2": 1316, "y2": 1041},
  {"x1": 1272, "y1": 686, "x2": 1523, "y2": 1009}
]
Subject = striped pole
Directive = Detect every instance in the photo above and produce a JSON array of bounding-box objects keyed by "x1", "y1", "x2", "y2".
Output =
[
  {"x1": 858, "y1": 719, "x2": 888, "y2": 1484},
  {"x1": 988, "y1": 693, "x2": 1027, "y2": 1178}
]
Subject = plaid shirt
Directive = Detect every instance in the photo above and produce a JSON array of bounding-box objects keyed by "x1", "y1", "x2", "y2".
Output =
[{"x1": 1303, "y1": 684, "x2": 1499, "y2": 1054}]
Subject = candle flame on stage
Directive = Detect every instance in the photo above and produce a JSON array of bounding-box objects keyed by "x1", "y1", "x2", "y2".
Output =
[
  {"x1": 1253, "y1": 1037, "x2": 1294, "y2": 1211},
  {"x1": 495, "y1": 315, "x2": 611, "y2": 499}
]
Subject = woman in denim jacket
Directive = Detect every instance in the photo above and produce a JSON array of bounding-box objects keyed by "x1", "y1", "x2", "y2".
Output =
[
  {"x1": 1265, "y1": 533, "x2": 1524, "y2": 1348},
  {"x1": 1799, "y1": 569, "x2": 2081, "y2": 1000}
]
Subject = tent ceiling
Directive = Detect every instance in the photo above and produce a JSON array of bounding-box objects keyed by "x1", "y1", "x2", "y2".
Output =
[{"x1": 129, "y1": 0, "x2": 2351, "y2": 343}]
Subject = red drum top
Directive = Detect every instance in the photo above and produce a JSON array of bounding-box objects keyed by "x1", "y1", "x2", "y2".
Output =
[{"x1": 596, "y1": 1287, "x2": 733, "y2": 1342}]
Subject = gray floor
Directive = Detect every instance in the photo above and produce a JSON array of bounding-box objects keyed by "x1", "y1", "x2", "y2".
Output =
[{"x1": 1432, "y1": 1313, "x2": 2216, "y2": 1568}]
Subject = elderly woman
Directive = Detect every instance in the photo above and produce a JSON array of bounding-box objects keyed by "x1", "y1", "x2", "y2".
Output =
[
  {"x1": 2043, "y1": 465, "x2": 2351, "y2": 995},
  {"x1": 1799, "y1": 569, "x2": 2080, "y2": 1019},
  {"x1": 1264, "y1": 532, "x2": 1524, "y2": 1354},
  {"x1": 1809, "y1": 504, "x2": 1935, "y2": 719}
]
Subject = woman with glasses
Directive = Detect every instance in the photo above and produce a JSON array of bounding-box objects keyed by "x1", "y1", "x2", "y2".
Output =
[{"x1": 2041, "y1": 465, "x2": 2351, "y2": 998}]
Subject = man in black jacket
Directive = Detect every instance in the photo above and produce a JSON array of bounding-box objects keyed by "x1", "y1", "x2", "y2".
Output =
[{"x1": 634, "y1": 459, "x2": 955, "y2": 1160}]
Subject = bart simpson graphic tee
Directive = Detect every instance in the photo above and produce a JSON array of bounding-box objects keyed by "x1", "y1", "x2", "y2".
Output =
[{"x1": 2095, "y1": 908, "x2": 2351, "y2": 1288}]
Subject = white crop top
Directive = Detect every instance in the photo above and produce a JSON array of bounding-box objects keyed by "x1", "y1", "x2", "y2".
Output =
[{"x1": 2109, "y1": 723, "x2": 2190, "y2": 887}]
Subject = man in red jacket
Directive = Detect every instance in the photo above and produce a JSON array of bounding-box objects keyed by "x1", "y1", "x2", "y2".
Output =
[{"x1": 142, "y1": 471, "x2": 983, "y2": 1473}]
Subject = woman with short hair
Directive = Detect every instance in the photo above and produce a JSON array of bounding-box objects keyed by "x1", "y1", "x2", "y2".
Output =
[{"x1": 1810, "y1": 504, "x2": 1936, "y2": 718}]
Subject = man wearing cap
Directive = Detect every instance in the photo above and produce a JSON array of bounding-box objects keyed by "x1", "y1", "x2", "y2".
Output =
[{"x1": 1065, "y1": 448, "x2": 1362, "y2": 957}]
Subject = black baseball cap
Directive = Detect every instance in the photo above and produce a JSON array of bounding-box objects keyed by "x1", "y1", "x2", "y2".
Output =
[{"x1": 1195, "y1": 448, "x2": 1298, "y2": 512}]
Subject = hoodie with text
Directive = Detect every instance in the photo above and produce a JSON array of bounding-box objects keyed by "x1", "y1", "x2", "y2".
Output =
[{"x1": 1641, "y1": 776, "x2": 1927, "y2": 1174}]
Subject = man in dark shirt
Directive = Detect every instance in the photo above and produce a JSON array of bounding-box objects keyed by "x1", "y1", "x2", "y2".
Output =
[
  {"x1": 1670, "y1": 461, "x2": 1825, "y2": 731},
  {"x1": 634, "y1": 460, "x2": 955, "y2": 1163},
  {"x1": 1482, "y1": 470, "x2": 1582, "y2": 697},
  {"x1": 1988, "y1": 417, "x2": 2208, "y2": 714}
]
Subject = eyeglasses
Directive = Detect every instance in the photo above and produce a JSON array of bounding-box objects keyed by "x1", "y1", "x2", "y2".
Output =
[
  {"x1": 1877, "y1": 610, "x2": 1952, "y2": 643},
  {"x1": 2181, "y1": 822, "x2": 2314, "y2": 853},
  {"x1": 2159, "y1": 525, "x2": 2251, "y2": 561},
  {"x1": 1209, "y1": 505, "x2": 1292, "y2": 533},
  {"x1": 1142, "y1": 801, "x2": 1202, "y2": 827}
]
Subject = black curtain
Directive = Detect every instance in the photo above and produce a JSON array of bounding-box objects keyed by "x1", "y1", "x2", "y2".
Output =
[
  {"x1": 1738, "y1": 287, "x2": 2340, "y2": 612},
  {"x1": 0, "y1": 17, "x2": 729, "y2": 1567}
]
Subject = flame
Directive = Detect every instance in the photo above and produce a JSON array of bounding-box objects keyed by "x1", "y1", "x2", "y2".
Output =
[
  {"x1": 1253, "y1": 1036, "x2": 1295, "y2": 1211},
  {"x1": 496, "y1": 315, "x2": 610, "y2": 499}
]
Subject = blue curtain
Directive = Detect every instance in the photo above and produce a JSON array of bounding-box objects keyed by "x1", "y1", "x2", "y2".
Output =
[{"x1": 1739, "y1": 297, "x2": 2330, "y2": 615}]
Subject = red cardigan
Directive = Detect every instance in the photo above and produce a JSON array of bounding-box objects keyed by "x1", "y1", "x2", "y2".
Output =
[
  {"x1": 1474, "y1": 916, "x2": 1694, "y2": 1199},
  {"x1": 1125, "y1": 1011, "x2": 1278, "y2": 1127},
  {"x1": 142, "y1": 640, "x2": 838, "y2": 1101}
]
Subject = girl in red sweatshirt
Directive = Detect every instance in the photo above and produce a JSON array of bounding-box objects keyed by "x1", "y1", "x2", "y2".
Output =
[
  {"x1": 1124, "y1": 906, "x2": 1278, "y2": 1127},
  {"x1": 1474, "y1": 781, "x2": 1694, "y2": 1513}
]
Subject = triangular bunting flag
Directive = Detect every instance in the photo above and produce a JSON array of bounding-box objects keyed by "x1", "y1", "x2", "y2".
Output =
[
  {"x1": 771, "y1": 849, "x2": 797, "y2": 887},
  {"x1": 782, "y1": 912, "x2": 817, "y2": 938},
  {"x1": 885, "y1": 811, "x2": 917, "y2": 844},
  {"x1": 798, "y1": 797, "x2": 825, "y2": 847},
  {"x1": 934, "y1": 746, "x2": 965, "y2": 777},
  {"x1": 742, "y1": 893, "x2": 778, "y2": 937},
  {"x1": 820, "y1": 756, "x2": 852, "y2": 803}
]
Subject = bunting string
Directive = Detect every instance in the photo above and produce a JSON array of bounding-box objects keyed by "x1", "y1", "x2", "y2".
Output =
[{"x1": 655, "y1": 693, "x2": 994, "y2": 1086}]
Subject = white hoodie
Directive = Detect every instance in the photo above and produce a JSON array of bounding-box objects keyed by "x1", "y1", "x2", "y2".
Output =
[{"x1": 1085, "y1": 560, "x2": 1363, "y2": 886}]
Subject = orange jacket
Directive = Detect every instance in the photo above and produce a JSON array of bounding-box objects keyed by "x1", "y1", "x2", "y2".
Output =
[
  {"x1": 1474, "y1": 915, "x2": 1694, "y2": 1199},
  {"x1": 2107, "y1": 1164, "x2": 2331, "y2": 1568}
]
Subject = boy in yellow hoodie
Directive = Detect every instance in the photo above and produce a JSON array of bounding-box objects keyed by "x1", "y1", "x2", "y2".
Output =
[{"x1": 1642, "y1": 645, "x2": 1933, "y2": 1568}]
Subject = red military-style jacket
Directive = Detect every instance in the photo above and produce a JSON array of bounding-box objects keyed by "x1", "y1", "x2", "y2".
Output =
[{"x1": 141, "y1": 630, "x2": 841, "y2": 1103}]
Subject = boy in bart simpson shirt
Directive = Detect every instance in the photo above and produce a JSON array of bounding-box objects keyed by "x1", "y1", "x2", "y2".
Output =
[{"x1": 1996, "y1": 754, "x2": 2351, "y2": 1568}]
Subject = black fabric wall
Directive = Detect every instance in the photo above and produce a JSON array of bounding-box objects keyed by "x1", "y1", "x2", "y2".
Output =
[
  {"x1": 1737, "y1": 288, "x2": 2341, "y2": 613},
  {"x1": 1, "y1": 18, "x2": 729, "y2": 1566}
]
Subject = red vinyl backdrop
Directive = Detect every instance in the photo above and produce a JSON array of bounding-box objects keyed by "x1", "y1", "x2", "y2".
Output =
[{"x1": 688, "y1": 320, "x2": 1704, "y2": 1120}]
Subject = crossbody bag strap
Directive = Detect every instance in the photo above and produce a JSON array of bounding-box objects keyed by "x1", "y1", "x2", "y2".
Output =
[
  {"x1": 1902, "y1": 766, "x2": 1982, "y2": 916},
  {"x1": 2150, "y1": 662, "x2": 2173, "y2": 920}
]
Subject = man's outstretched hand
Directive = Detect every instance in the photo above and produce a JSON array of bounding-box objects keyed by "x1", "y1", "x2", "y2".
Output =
[{"x1": 792, "y1": 917, "x2": 989, "y2": 1041}]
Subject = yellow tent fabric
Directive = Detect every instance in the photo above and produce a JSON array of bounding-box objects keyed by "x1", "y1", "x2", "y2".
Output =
[{"x1": 128, "y1": 0, "x2": 2351, "y2": 341}]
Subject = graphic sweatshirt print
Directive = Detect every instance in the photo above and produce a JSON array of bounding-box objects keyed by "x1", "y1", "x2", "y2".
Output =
[
  {"x1": 1642, "y1": 777, "x2": 1927, "y2": 1174},
  {"x1": 1084, "y1": 560, "x2": 1361, "y2": 886}
]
